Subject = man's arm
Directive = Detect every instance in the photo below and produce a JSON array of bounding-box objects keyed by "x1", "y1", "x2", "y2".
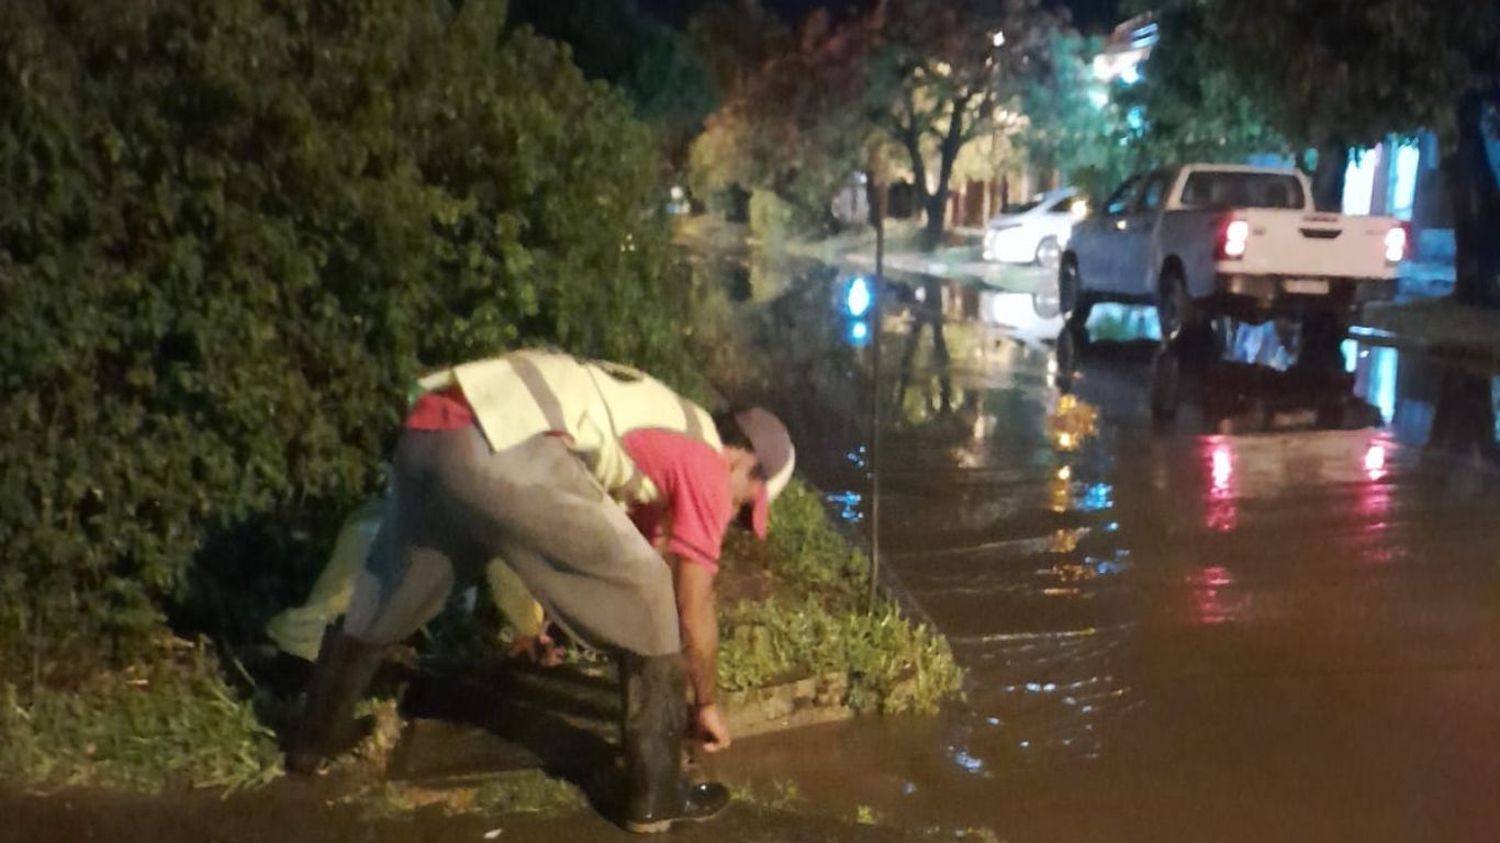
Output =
[{"x1": 670, "y1": 554, "x2": 730, "y2": 751}]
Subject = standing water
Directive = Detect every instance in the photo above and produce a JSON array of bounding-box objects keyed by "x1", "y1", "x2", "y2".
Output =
[{"x1": 703, "y1": 259, "x2": 1500, "y2": 841}]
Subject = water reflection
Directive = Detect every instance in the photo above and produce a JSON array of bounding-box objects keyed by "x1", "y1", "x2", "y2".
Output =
[
  {"x1": 1153, "y1": 340, "x2": 1383, "y2": 434},
  {"x1": 1205, "y1": 439, "x2": 1238, "y2": 533},
  {"x1": 1429, "y1": 366, "x2": 1500, "y2": 462},
  {"x1": 1054, "y1": 305, "x2": 1500, "y2": 459},
  {"x1": 698, "y1": 255, "x2": 1500, "y2": 829},
  {"x1": 1187, "y1": 564, "x2": 1250, "y2": 626},
  {"x1": 825, "y1": 490, "x2": 865, "y2": 526},
  {"x1": 892, "y1": 278, "x2": 956, "y2": 424}
]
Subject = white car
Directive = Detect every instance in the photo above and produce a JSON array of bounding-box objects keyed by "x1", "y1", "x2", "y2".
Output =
[
  {"x1": 982, "y1": 187, "x2": 1080, "y2": 269},
  {"x1": 1060, "y1": 165, "x2": 1403, "y2": 341}
]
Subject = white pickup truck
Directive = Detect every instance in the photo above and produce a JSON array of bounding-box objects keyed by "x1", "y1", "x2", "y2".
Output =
[{"x1": 1059, "y1": 164, "x2": 1406, "y2": 341}]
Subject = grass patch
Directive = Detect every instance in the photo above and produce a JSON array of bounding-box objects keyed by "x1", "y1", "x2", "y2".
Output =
[
  {"x1": 763, "y1": 480, "x2": 872, "y2": 599},
  {"x1": 719, "y1": 597, "x2": 963, "y2": 714},
  {"x1": 717, "y1": 480, "x2": 965, "y2": 714},
  {"x1": 0, "y1": 637, "x2": 280, "y2": 794}
]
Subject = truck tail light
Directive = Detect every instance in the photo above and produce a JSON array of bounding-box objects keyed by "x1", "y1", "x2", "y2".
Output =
[
  {"x1": 1384, "y1": 225, "x2": 1408, "y2": 264},
  {"x1": 1218, "y1": 218, "x2": 1250, "y2": 260}
]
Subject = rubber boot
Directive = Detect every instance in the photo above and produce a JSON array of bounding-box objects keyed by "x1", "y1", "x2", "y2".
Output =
[
  {"x1": 619, "y1": 653, "x2": 730, "y2": 833},
  {"x1": 285, "y1": 624, "x2": 385, "y2": 775}
]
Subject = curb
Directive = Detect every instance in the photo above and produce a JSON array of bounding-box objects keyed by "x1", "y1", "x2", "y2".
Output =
[{"x1": 1349, "y1": 324, "x2": 1500, "y2": 374}]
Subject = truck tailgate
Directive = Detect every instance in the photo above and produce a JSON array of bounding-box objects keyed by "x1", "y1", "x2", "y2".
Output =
[{"x1": 1227, "y1": 210, "x2": 1400, "y2": 280}]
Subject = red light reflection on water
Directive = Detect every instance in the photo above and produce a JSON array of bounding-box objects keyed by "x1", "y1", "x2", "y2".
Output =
[
  {"x1": 1364, "y1": 442, "x2": 1387, "y2": 481},
  {"x1": 1188, "y1": 564, "x2": 1245, "y2": 625},
  {"x1": 1204, "y1": 440, "x2": 1237, "y2": 532},
  {"x1": 1211, "y1": 445, "x2": 1233, "y2": 491},
  {"x1": 1359, "y1": 438, "x2": 1394, "y2": 548}
]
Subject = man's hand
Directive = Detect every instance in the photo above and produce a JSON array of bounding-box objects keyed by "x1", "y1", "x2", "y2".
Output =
[
  {"x1": 693, "y1": 702, "x2": 732, "y2": 752},
  {"x1": 505, "y1": 624, "x2": 564, "y2": 668}
]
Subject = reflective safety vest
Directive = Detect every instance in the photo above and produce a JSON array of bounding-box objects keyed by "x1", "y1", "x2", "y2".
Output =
[{"x1": 417, "y1": 350, "x2": 720, "y2": 506}]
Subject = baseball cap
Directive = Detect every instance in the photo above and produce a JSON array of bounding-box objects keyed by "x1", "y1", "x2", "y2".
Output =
[{"x1": 734, "y1": 407, "x2": 795, "y2": 539}]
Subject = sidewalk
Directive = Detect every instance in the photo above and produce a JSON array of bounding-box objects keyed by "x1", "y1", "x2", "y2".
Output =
[
  {"x1": 792, "y1": 225, "x2": 1047, "y2": 291},
  {"x1": 1359, "y1": 296, "x2": 1500, "y2": 370}
]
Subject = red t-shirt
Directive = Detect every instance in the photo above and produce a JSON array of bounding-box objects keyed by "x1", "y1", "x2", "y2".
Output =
[
  {"x1": 621, "y1": 429, "x2": 733, "y2": 573},
  {"x1": 406, "y1": 387, "x2": 476, "y2": 430},
  {"x1": 404, "y1": 390, "x2": 730, "y2": 572}
]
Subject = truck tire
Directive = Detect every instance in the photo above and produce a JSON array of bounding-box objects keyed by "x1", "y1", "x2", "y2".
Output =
[
  {"x1": 1059, "y1": 257, "x2": 1093, "y2": 328},
  {"x1": 1156, "y1": 266, "x2": 1204, "y2": 346}
]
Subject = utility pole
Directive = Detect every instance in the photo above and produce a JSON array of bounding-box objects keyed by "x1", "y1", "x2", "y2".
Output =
[{"x1": 868, "y1": 170, "x2": 886, "y2": 610}]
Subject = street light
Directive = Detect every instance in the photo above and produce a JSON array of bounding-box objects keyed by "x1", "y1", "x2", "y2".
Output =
[
  {"x1": 990, "y1": 28, "x2": 1007, "y2": 214},
  {"x1": 846, "y1": 276, "x2": 873, "y2": 318}
]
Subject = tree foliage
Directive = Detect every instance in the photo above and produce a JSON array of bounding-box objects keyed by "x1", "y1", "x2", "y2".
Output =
[
  {"x1": 508, "y1": 0, "x2": 717, "y2": 166},
  {"x1": 868, "y1": 0, "x2": 1059, "y2": 250},
  {"x1": 687, "y1": 0, "x2": 795, "y2": 98},
  {"x1": 1116, "y1": 7, "x2": 1290, "y2": 171},
  {"x1": 0, "y1": 0, "x2": 699, "y2": 676},
  {"x1": 1017, "y1": 31, "x2": 1132, "y2": 201},
  {"x1": 689, "y1": 8, "x2": 878, "y2": 233}
]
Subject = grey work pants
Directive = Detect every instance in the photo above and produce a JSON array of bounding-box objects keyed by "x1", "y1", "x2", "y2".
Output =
[{"x1": 344, "y1": 426, "x2": 681, "y2": 657}]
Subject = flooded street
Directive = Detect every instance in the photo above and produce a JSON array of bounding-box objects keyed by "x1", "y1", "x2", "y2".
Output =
[{"x1": 709, "y1": 263, "x2": 1500, "y2": 841}]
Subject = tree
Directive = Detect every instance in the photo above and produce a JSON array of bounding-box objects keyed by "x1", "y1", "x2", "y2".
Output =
[
  {"x1": 1114, "y1": 7, "x2": 1290, "y2": 174},
  {"x1": 1161, "y1": 0, "x2": 1500, "y2": 306},
  {"x1": 867, "y1": 0, "x2": 1059, "y2": 251},
  {"x1": 689, "y1": 8, "x2": 880, "y2": 234},
  {"x1": 687, "y1": 0, "x2": 794, "y2": 98},
  {"x1": 1018, "y1": 30, "x2": 1132, "y2": 201},
  {"x1": 508, "y1": 0, "x2": 718, "y2": 168}
]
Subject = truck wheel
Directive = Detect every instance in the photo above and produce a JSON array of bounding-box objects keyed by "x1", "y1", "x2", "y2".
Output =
[
  {"x1": 1059, "y1": 257, "x2": 1092, "y2": 328},
  {"x1": 1035, "y1": 236, "x2": 1062, "y2": 271},
  {"x1": 1156, "y1": 267, "x2": 1202, "y2": 346}
]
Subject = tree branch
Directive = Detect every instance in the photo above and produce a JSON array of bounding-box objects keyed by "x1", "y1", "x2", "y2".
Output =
[
  {"x1": 903, "y1": 129, "x2": 930, "y2": 204},
  {"x1": 957, "y1": 92, "x2": 995, "y2": 144}
]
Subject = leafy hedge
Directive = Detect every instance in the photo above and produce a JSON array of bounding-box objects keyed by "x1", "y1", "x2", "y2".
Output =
[{"x1": 0, "y1": 0, "x2": 699, "y2": 681}]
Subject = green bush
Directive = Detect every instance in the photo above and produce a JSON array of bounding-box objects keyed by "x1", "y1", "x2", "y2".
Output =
[{"x1": 0, "y1": 0, "x2": 700, "y2": 681}]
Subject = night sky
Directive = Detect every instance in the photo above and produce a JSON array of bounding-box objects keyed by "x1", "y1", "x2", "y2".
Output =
[{"x1": 639, "y1": 0, "x2": 1122, "y2": 33}]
